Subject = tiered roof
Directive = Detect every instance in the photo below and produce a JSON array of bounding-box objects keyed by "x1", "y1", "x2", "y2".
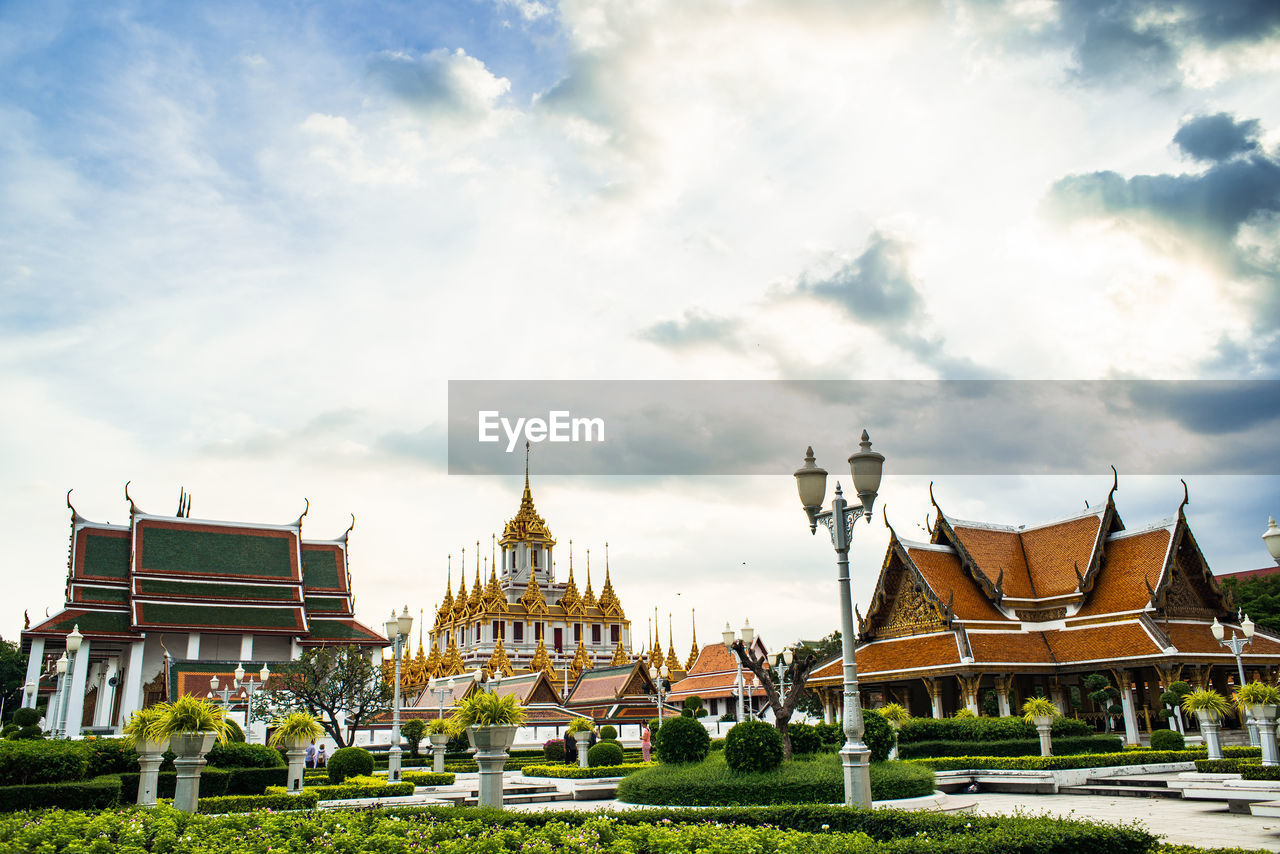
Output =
[{"x1": 668, "y1": 640, "x2": 770, "y2": 703}]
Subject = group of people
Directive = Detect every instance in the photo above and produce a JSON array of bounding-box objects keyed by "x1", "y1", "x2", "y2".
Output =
[{"x1": 304, "y1": 741, "x2": 327, "y2": 769}]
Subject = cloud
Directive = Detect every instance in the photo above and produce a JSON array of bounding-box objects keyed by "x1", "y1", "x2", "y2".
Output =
[
  {"x1": 1173, "y1": 113, "x2": 1261, "y2": 162},
  {"x1": 795, "y1": 232, "x2": 923, "y2": 324},
  {"x1": 639, "y1": 310, "x2": 742, "y2": 350},
  {"x1": 368, "y1": 48, "x2": 511, "y2": 119}
]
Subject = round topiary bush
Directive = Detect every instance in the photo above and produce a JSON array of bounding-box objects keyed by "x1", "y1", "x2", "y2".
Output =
[
  {"x1": 327, "y1": 746, "x2": 374, "y2": 783},
  {"x1": 1150, "y1": 728, "x2": 1185, "y2": 751},
  {"x1": 587, "y1": 741, "x2": 624, "y2": 767},
  {"x1": 862, "y1": 709, "x2": 893, "y2": 762},
  {"x1": 725, "y1": 720, "x2": 783, "y2": 773},
  {"x1": 654, "y1": 715, "x2": 710, "y2": 764},
  {"x1": 11, "y1": 708, "x2": 39, "y2": 729},
  {"x1": 787, "y1": 722, "x2": 822, "y2": 755},
  {"x1": 543, "y1": 738, "x2": 566, "y2": 763},
  {"x1": 598, "y1": 724, "x2": 618, "y2": 741}
]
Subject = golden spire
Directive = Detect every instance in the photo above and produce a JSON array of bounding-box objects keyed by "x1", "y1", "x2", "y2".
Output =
[
  {"x1": 418, "y1": 608, "x2": 425, "y2": 658},
  {"x1": 499, "y1": 441, "x2": 556, "y2": 547},
  {"x1": 570, "y1": 637, "x2": 592, "y2": 682},
  {"x1": 437, "y1": 556, "x2": 454, "y2": 624},
  {"x1": 687, "y1": 608, "x2": 699, "y2": 670},
  {"x1": 560, "y1": 540, "x2": 583, "y2": 612},
  {"x1": 581, "y1": 548, "x2": 598, "y2": 608},
  {"x1": 441, "y1": 633, "x2": 464, "y2": 676},
  {"x1": 492, "y1": 533, "x2": 497, "y2": 578},
  {"x1": 598, "y1": 542, "x2": 622, "y2": 615},
  {"x1": 454, "y1": 548, "x2": 469, "y2": 618},
  {"x1": 484, "y1": 555, "x2": 505, "y2": 611},
  {"x1": 610, "y1": 638, "x2": 629, "y2": 666},
  {"x1": 665, "y1": 612, "x2": 682, "y2": 673},
  {"x1": 487, "y1": 634, "x2": 514, "y2": 677},
  {"x1": 529, "y1": 635, "x2": 554, "y2": 678},
  {"x1": 650, "y1": 606, "x2": 664, "y2": 668},
  {"x1": 468, "y1": 542, "x2": 483, "y2": 611},
  {"x1": 520, "y1": 567, "x2": 547, "y2": 613},
  {"x1": 425, "y1": 634, "x2": 442, "y2": 679}
]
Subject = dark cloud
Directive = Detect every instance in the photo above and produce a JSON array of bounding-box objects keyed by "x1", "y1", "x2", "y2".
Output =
[
  {"x1": 639, "y1": 310, "x2": 742, "y2": 350},
  {"x1": 796, "y1": 232, "x2": 923, "y2": 323},
  {"x1": 1121, "y1": 381, "x2": 1280, "y2": 435},
  {"x1": 375, "y1": 424, "x2": 448, "y2": 468},
  {"x1": 1174, "y1": 114, "x2": 1261, "y2": 163},
  {"x1": 367, "y1": 49, "x2": 503, "y2": 119}
]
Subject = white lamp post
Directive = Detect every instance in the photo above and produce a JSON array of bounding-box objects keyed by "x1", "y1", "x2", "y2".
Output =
[
  {"x1": 1264, "y1": 517, "x2": 1280, "y2": 566},
  {"x1": 648, "y1": 663, "x2": 670, "y2": 720},
  {"x1": 776, "y1": 647, "x2": 795, "y2": 709},
  {"x1": 722, "y1": 620, "x2": 754, "y2": 721},
  {"x1": 1212, "y1": 613, "x2": 1259, "y2": 746},
  {"x1": 794, "y1": 431, "x2": 884, "y2": 808},
  {"x1": 383, "y1": 607, "x2": 413, "y2": 783},
  {"x1": 53, "y1": 652, "x2": 69, "y2": 737},
  {"x1": 56, "y1": 625, "x2": 83, "y2": 738}
]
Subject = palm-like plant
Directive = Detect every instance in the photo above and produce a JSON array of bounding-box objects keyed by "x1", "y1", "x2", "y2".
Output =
[
  {"x1": 1235, "y1": 682, "x2": 1280, "y2": 708},
  {"x1": 1182, "y1": 688, "x2": 1231, "y2": 719},
  {"x1": 1022, "y1": 697, "x2": 1059, "y2": 723},
  {"x1": 566, "y1": 716, "x2": 595, "y2": 735},
  {"x1": 268, "y1": 711, "x2": 324, "y2": 747},
  {"x1": 879, "y1": 703, "x2": 910, "y2": 729},
  {"x1": 450, "y1": 690, "x2": 528, "y2": 728},
  {"x1": 148, "y1": 695, "x2": 229, "y2": 742},
  {"x1": 427, "y1": 718, "x2": 456, "y2": 736}
]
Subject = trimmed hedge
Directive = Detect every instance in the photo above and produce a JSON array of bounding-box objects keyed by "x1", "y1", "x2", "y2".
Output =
[
  {"x1": 0, "y1": 801, "x2": 1159, "y2": 853},
  {"x1": 400, "y1": 771, "x2": 456, "y2": 786},
  {"x1": 223, "y1": 766, "x2": 288, "y2": 795},
  {"x1": 118, "y1": 768, "x2": 231, "y2": 800},
  {"x1": 327, "y1": 746, "x2": 375, "y2": 783},
  {"x1": 863, "y1": 710, "x2": 894, "y2": 762},
  {"x1": 83, "y1": 739, "x2": 139, "y2": 777},
  {"x1": 899, "y1": 715, "x2": 1094, "y2": 743},
  {"x1": 1194, "y1": 758, "x2": 1256, "y2": 773},
  {"x1": 206, "y1": 742, "x2": 286, "y2": 768},
  {"x1": 1241, "y1": 765, "x2": 1280, "y2": 781},
  {"x1": 617, "y1": 752, "x2": 935, "y2": 805},
  {"x1": 268, "y1": 781, "x2": 415, "y2": 800},
  {"x1": 0, "y1": 740, "x2": 88, "y2": 785},
  {"x1": 0, "y1": 775, "x2": 121, "y2": 812},
  {"x1": 522, "y1": 763, "x2": 652, "y2": 779},
  {"x1": 725, "y1": 720, "x2": 782, "y2": 773},
  {"x1": 196, "y1": 791, "x2": 320, "y2": 813},
  {"x1": 917, "y1": 746, "x2": 1260, "y2": 772},
  {"x1": 1148, "y1": 729, "x2": 1185, "y2": 751},
  {"x1": 787, "y1": 723, "x2": 822, "y2": 755},
  {"x1": 587, "y1": 741, "x2": 624, "y2": 768},
  {"x1": 655, "y1": 715, "x2": 711, "y2": 764},
  {"x1": 897, "y1": 734, "x2": 1123, "y2": 759}
]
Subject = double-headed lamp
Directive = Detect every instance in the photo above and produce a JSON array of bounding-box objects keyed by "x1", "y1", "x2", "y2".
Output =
[
  {"x1": 259, "y1": 664, "x2": 271, "y2": 682},
  {"x1": 721, "y1": 622, "x2": 735, "y2": 649},
  {"x1": 66, "y1": 625, "x2": 83, "y2": 654},
  {"x1": 1265, "y1": 517, "x2": 1280, "y2": 565},
  {"x1": 794, "y1": 447, "x2": 828, "y2": 511},
  {"x1": 384, "y1": 611, "x2": 400, "y2": 641},
  {"x1": 1243, "y1": 614, "x2": 1256, "y2": 639},
  {"x1": 848, "y1": 430, "x2": 885, "y2": 517},
  {"x1": 397, "y1": 606, "x2": 414, "y2": 639},
  {"x1": 741, "y1": 619, "x2": 754, "y2": 646},
  {"x1": 56, "y1": 653, "x2": 68, "y2": 675},
  {"x1": 1212, "y1": 617, "x2": 1225, "y2": 641}
]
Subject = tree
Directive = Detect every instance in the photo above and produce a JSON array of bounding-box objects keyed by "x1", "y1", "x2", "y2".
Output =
[
  {"x1": 401, "y1": 718, "x2": 427, "y2": 757},
  {"x1": 728, "y1": 636, "x2": 827, "y2": 760},
  {"x1": 793, "y1": 630, "x2": 842, "y2": 719},
  {"x1": 0, "y1": 638, "x2": 25, "y2": 721},
  {"x1": 255, "y1": 645, "x2": 391, "y2": 747},
  {"x1": 681, "y1": 695, "x2": 704, "y2": 718},
  {"x1": 1220, "y1": 575, "x2": 1280, "y2": 634}
]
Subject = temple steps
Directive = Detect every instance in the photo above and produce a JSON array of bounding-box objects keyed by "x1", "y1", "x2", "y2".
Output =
[{"x1": 1058, "y1": 774, "x2": 1182, "y2": 799}]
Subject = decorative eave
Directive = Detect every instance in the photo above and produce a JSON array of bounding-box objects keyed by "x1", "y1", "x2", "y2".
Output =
[
  {"x1": 858, "y1": 521, "x2": 954, "y2": 640},
  {"x1": 1148, "y1": 484, "x2": 1229, "y2": 618},
  {"x1": 928, "y1": 484, "x2": 1005, "y2": 605},
  {"x1": 1073, "y1": 469, "x2": 1125, "y2": 597}
]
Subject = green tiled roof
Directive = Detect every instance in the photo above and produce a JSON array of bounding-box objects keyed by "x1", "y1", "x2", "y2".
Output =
[
  {"x1": 141, "y1": 527, "x2": 295, "y2": 579},
  {"x1": 302, "y1": 548, "x2": 341, "y2": 589},
  {"x1": 304, "y1": 596, "x2": 349, "y2": 614},
  {"x1": 77, "y1": 586, "x2": 129, "y2": 605},
  {"x1": 136, "y1": 602, "x2": 303, "y2": 631},
  {"x1": 306, "y1": 619, "x2": 379, "y2": 641},
  {"x1": 82, "y1": 533, "x2": 129, "y2": 579},
  {"x1": 44, "y1": 610, "x2": 131, "y2": 634},
  {"x1": 136, "y1": 578, "x2": 301, "y2": 601}
]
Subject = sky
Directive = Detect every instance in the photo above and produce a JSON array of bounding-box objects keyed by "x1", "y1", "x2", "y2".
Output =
[{"x1": 3, "y1": 0, "x2": 1280, "y2": 657}]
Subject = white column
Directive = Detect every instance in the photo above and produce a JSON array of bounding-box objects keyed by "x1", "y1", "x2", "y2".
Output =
[
  {"x1": 291, "y1": 637, "x2": 302, "y2": 659},
  {"x1": 186, "y1": 632, "x2": 201, "y2": 660},
  {"x1": 117, "y1": 640, "x2": 146, "y2": 727},
  {"x1": 93, "y1": 658, "x2": 119, "y2": 728},
  {"x1": 824, "y1": 697, "x2": 835, "y2": 725},
  {"x1": 64, "y1": 639, "x2": 92, "y2": 738},
  {"x1": 240, "y1": 634, "x2": 254, "y2": 661},
  {"x1": 1120, "y1": 683, "x2": 1139, "y2": 745},
  {"x1": 996, "y1": 680, "x2": 1011, "y2": 717},
  {"x1": 22, "y1": 638, "x2": 44, "y2": 708},
  {"x1": 930, "y1": 692, "x2": 944, "y2": 719}
]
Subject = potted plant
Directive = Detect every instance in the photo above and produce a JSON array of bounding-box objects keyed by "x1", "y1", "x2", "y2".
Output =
[
  {"x1": 1022, "y1": 697, "x2": 1058, "y2": 757},
  {"x1": 269, "y1": 711, "x2": 324, "y2": 792},
  {"x1": 450, "y1": 691, "x2": 528, "y2": 808},
  {"x1": 879, "y1": 703, "x2": 910, "y2": 760},
  {"x1": 123, "y1": 707, "x2": 169, "y2": 807},
  {"x1": 1182, "y1": 688, "x2": 1230, "y2": 761},
  {"x1": 148, "y1": 695, "x2": 228, "y2": 813},
  {"x1": 567, "y1": 716, "x2": 595, "y2": 769},
  {"x1": 1235, "y1": 682, "x2": 1280, "y2": 766},
  {"x1": 426, "y1": 718, "x2": 453, "y2": 774}
]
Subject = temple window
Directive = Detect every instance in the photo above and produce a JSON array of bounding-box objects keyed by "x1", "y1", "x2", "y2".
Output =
[
  {"x1": 573, "y1": 623, "x2": 581, "y2": 643},
  {"x1": 610, "y1": 624, "x2": 619, "y2": 644},
  {"x1": 554, "y1": 627, "x2": 563, "y2": 653},
  {"x1": 493, "y1": 619, "x2": 502, "y2": 639},
  {"x1": 513, "y1": 622, "x2": 524, "y2": 643},
  {"x1": 535, "y1": 622, "x2": 543, "y2": 641},
  {"x1": 591, "y1": 624, "x2": 601, "y2": 644},
  {"x1": 532, "y1": 549, "x2": 539, "y2": 569},
  {"x1": 475, "y1": 620, "x2": 482, "y2": 641}
]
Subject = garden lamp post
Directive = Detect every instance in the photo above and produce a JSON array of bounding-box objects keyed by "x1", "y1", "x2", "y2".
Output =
[
  {"x1": 233, "y1": 662, "x2": 271, "y2": 741},
  {"x1": 1264, "y1": 517, "x2": 1280, "y2": 566},
  {"x1": 723, "y1": 619, "x2": 754, "y2": 721},
  {"x1": 56, "y1": 624, "x2": 83, "y2": 738},
  {"x1": 1212, "y1": 613, "x2": 1258, "y2": 746},
  {"x1": 648, "y1": 662, "x2": 670, "y2": 720},
  {"x1": 429, "y1": 676, "x2": 456, "y2": 722},
  {"x1": 383, "y1": 607, "x2": 413, "y2": 783},
  {"x1": 794, "y1": 430, "x2": 885, "y2": 808},
  {"x1": 776, "y1": 647, "x2": 795, "y2": 705},
  {"x1": 52, "y1": 653, "x2": 68, "y2": 737}
]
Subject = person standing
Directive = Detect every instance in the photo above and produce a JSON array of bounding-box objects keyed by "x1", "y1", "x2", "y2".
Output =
[
  {"x1": 563, "y1": 730, "x2": 578, "y2": 766},
  {"x1": 641, "y1": 724, "x2": 652, "y2": 762},
  {"x1": 305, "y1": 741, "x2": 317, "y2": 769},
  {"x1": 316, "y1": 744, "x2": 327, "y2": 768}
]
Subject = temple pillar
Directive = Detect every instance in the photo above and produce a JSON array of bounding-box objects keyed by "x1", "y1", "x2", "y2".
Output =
[
  {"x1": 994, "y1": 674, "x2": 1014, "y2": 717},
  {"x1": 1048, "y1": 678, "x2": 1065, "y2": 713},
  {"x1": 823, "y1": 692, "x2": 835, "y2": 725},
  {"x1": 117, "y1": 640, "x2": 146, "y2": 728},
  {"x1": 240, "y1": 634, "x2": 254, "y2": 661},
  {"x1": 64, "y1": 639, "x2": 92, "y2": 738},
  {"x1": 186, "y1": 633, "x2": 201, "y2": 660},
  {"x1": 93, "y1": 658, "x2": 118, "y2": 728},
  {"x1": 957, "y1": 673, "x2": 982, "y2": 716},
  {"x1": 922, "y1": 678, "x2": 944, "y2": 718},
  {"x1": 1111, "y1": 669, "x2": 1139, "y2": 745},
  {"x1": 22, "y1": 638, "x2": 44, "y2": 709}
]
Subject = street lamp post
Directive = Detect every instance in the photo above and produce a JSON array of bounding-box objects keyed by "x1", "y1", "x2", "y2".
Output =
[
  {"x1": 776, "y1": 647, "x2": 795, "y2": 710},
  {"x1": 234, "y1": 663, "x2": 271, "y2": 742},
  {"x1": 722, "y1": 620, "x2": 755, "y2": 721},
  {"x1": 383, "y1": 607, "x2": 414, "y2": 784},
  {"x1": 52, "y1": 653, "x2": 68, "y2": 737},
  {"x1": 1212, "y1": 613, "x2": 1258, "y2": 746},
  {"x1": 648, "y1": 663, "x2": 670, "y2": 720},
  {"x1": 1264, "y1": 517, "x2": 1280, "y2": 566},
  {"x1": 429, "y1": 676, "x2": 456, "y2": 722},
  {"x1": 55, "y1": 625, "x2": 84, "y2": 739},
  {"x1": 794, "y1": 431, "x2": 885, "y2": 808}
]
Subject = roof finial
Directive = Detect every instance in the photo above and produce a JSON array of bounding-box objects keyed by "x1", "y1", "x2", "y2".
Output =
[
  {"x1": 928, "y1": 480, "x2": 939, "y2": 512},
  {"x1": 1108, "y1": 465, "x2": 1119, "y2": 504},
  {"x1": 525, "y1": 440, "x2": 531, "y2": 489},
  {"x1": 882, "y1": 504, "x2": 897, "y2": 541},
  {"x1": 1179, "y1": 478, "x2": 1190, "y2": 517},
  {"x1": 124, "y1": 480, "x2": 141, "y2": 516},
  {"x1": 343, "y1": 513, "x2": 355, "y2": 540}
]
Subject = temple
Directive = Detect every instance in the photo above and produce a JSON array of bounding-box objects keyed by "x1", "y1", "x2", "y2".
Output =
[
  {"x1": 806, "y1": 481, "x2": 1280, "y2": 740},
  {"x1": 396, "y1": 450, "x2": 635, "y2": 695},
  {"x1": 19, "y1": 487, "x2": 386, "y2": 736}
]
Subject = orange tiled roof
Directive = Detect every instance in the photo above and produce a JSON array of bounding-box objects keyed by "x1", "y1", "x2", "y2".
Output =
[
  {"x1": 1074, "y1": 527, "x2": 1171, "y2": 617},
  {"x1": 668, "y1": 670, "x2": 763, "y2": 700},
  {"x1": 567, "y1": 665, "x2": 637, "y2": 703},
  {"x1": 1042, "y1": 622, "x2": 1161, "y2": 663},
  {"x1": 1166, "y1": 622, "x2": 1280, "y2": 657},
  {"x1": 849, "y1": 632, "x2": 961, "y2": 679},
  {"x1": 905, "y1": 545, "x2": 1008, "y2": 622},
  {"x1": 949, "y1": 524, "x2": 1032, "y2": 598},
  {"x1": 967, "y1": 630, "x2": 1055, "y2": 664},
  {"x1": 949, "y1": 509, "x2": 1103, "y2": 601}
]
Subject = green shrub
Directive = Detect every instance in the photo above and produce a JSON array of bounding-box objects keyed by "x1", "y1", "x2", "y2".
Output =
[
  {"x1": 1241, "y1": 765, "x2": 1280, "y2": 781},
  {"x1": 588, "y1": 741, "x2": 624, "y2": 767},
  {"x1": 617, "y1": 752, "x2": 935, "y2": 805},
  {"x1": 863, "y1": 709, "x2": 894, "y2": 762},
  {"x1": 118, "y1": 768, "x2": 231, "y2": 800},
  {"x1": 599, "y1": 724, "x2": 618, "y2": 740},
  {"x1": 206, "y1": 741, "x2": 285, "y2": 768},
  {"x1": 1149, "y1": 729, "x2": 1185, "y2": 751},
  {"x1": 523, "y1": 763, "x2": 652, "y2": 778},
  {"x1": 710, "y1": 738, "x2": 726, "y2": 751},
  {"x1": 224, "y1": 766, "x2": 288, "y2": 795},
  {"x1": 400, "y1": 771, "x2": 456, "y2": 785},
  {"x1": 12, "y1": 727, "x2": 42, "y2": 741},
  {"x1": 725, "y1": 720, "x2": 783, "y2": 773},
  {"x1": 327, "y1": 745, "x2": 374, "y2": 783},
  {"x1": 1194, "y1": 758, "x2": 1256, "y2": 773},
  {"x1": 85, "y1": 738, "x2": 138, "y2": 776},
  {"x1": 654, "y1": 715, "x2": 710, "y2": 764},
  {"x1": 10, "y1": 709, "x2": 38, "y2": 729},
  {"x1": 812, "y1": 722, "x2": 842, "y2": 745},
  {"x1": 196, "y1": 790, "x2": 319, "y2": 813},
  {"x1": 0, "y1": 775, "x2": 121, "y2": 812},
  {"x1": 401, "y1": 718, "x2": 427, "y2": 756},
  {"x1": 269, "y1": 781, "x2": 415, "y2": 800},
  {"x1": 543, "y1": 738, "x2": 566, "y2": 763},
  {"x1": 919, "y1": 747, "x2": 1259, "y2": 772},
  {"x1": 787, "y1": 722, "x2": 822, "y2": 755},
  {"x1": 0, "y1": 726, "x2": 15, "y2": 739},
  {"x1": 897, "y1": 734, "x2": 1123, "y2": 759},
  {"x1": 223, "y1": 718, "x2": 246, "y2": 743},
  {"x1": 0, "y1": 739, "x2": 88, "y2": 785}
]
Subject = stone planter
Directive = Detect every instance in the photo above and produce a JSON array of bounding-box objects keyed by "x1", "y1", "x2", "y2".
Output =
[
  {"x1": 1195, "y1": 710, "x2": 1223, "y2": 761},
  {"x1": 574, "y1": 731, "x2": 592, "y2": 769},
  {"x1": 169, "y1": 732, "x2": 217, "y2": 814},
  {"x1": 468, "y1": 725, "x2": 518, "y2": 808},
  {"x1": 1033, "y1": 715, "x2": 1054, "y2": 757},
  {"x1": 1248, "y1": 705, "x2": 1279, "y2": 766},
  {"x1": 429, "y1": 733, "x2": 449, "y2": 774},
  {"x1": 281, "y1": 736, "x2": 310, "y2": 792},
  {"x1": 134, "y1": 736, "x2": 170, "y2": 807}
]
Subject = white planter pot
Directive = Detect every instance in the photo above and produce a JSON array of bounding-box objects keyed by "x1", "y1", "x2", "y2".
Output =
[
  {"x1": 428, "y1": 733, "x2": 450, "y2": 747},
  {"x1": 1248, "y1": 704, "x2": 1278, "y2": 722},
  {"x1": 467, "y1": 725, "x2": 518, "y2": 753},
  {"x1": 134, "y1": 736, "x2": 171, "y2": 756},
  {"x1": 169, "y1": 732, "x2": 216, "y2": 758}
]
